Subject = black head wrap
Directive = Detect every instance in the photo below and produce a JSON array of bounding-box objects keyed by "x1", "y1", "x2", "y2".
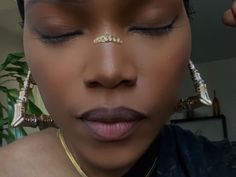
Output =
[{"x1": 17, "y1": 0, "x2": 190, "y2": 21}]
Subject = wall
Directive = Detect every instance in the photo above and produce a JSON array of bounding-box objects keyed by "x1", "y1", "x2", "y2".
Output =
[
  {"x1": 0, "y1": 26, "x2": 23, "y2": 107},
  {"x1": 0, "y1": 29, "x2": 22, "y2": 63},
  {"x1": 172, "y1": 58, "x2": 236, "y2": 141}
]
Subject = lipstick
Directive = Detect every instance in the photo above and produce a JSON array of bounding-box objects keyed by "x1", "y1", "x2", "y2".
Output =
[{"x1": 77, "y1": 106, "x2": 147, "y2": 141}]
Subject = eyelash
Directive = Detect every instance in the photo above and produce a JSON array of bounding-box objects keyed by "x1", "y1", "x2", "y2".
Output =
[
  {"x1": 37, "y1": 23, "x2": 174, "y2": 44},
  {"x1": 128, "y1": 23, "x2": 174, "y2": 36},
  {"x1": 37, "y1": 30, "x2": 84, "y2": 44}
]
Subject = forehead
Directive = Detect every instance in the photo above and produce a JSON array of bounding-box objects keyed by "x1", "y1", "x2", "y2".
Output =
[
  {"x1": 25, "y1": 0, "x2": 181, "y2": 8},
  {"x1": 25, "y1": 0, "x2": 88, "y2": 8},
  {"x1": 23, "y1": 0, "x2": 184, "y2": 22}
]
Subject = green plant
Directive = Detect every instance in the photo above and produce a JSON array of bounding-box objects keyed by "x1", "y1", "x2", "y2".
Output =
[{"x1": 0, "y1": 52, "x2": 43, "y2": 147}]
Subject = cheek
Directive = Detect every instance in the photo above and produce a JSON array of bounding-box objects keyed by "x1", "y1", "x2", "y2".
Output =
[
  {"x1": 23, "y1": 27, "x2": 83, "y2": 116},
  {"x1": 129, "y1": 26, "x2": 191, "y2": 115}
]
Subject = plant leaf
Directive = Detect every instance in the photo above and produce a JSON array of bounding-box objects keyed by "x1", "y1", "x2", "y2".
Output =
[
  {"x1": 0, "y1": 73, "x2": 16, "y2": 79},
  {"x1": 0, "y1": 86, "x2": 8, "y2": 93},
  {"x1": 0, "y1": 103, "x2": 7, "y2": 121},
  {"x1": 0, "y1": 52, "x2": 31, "y2": 145},
  {"x1": 0, "y1": 79, "x2": 17, "y2": 86},
  {"x1": 4, "y1": 67, "x2": 25, "y2": 75},
  {"x1": 0, "y1": 118, "x2": 8, "y2": 127},
  {"x1": 0, "y1": 106, "x2": 3, "y2": 119},
  {"x1": 7, "y1": 99, "x2": 15, "y2": 123},
  {"x1": 0, "y1": 52, "x2": 24, "y2": 71},
  {"x1": 6, "y1": 129, "x2": 16, "y2": 143},
  {"x1": 0, "y1": 102, "x2": 7, "y2": 112},
  {"x1": 11, "y1": 61, "x2": 28, "y2": 70},
  {"x1": 7, "y1": 89, "x2": 19, "y2": 100},
  {"x1": 1, "y1": 133, "x2": 9, "y2": 144},
  {"x1": 15, "y1": 76, "x2": 24, "y2": 86},
  {"x1": 28, "y1": 99, "x2": 43, "y2": 116},
  {"x1": 14, "y1": 127, "x2": 27, "y2": 139},
  {"x1": 28, "y1": 88, "x2": 35, "y2": 103}
]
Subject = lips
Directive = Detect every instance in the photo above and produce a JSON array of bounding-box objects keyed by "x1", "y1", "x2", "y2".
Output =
[
  {"x1": 76, "y1": 106, "x2": 147, "y2": 141},
  {"x1": 83, "y1": 121, "x2": 139, "y2": 141}
]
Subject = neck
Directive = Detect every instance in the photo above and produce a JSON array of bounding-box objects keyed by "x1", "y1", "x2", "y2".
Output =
[
  {"x1": 77, "y1": 158, "x2": 133, "y2": 177},
  {"x1": 58, "y1": 128, "x2": 160, "y2": 177},
  {"x1": 58, "y1": 129, "x2": 134, "y2": 177}
]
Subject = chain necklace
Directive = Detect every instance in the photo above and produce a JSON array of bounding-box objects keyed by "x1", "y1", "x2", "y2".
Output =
[
  {"x1": 58, "y1": 129, "x2": 87, "y2": 177},
  {"x1": 58, "y1": 129, "x2": 157, "y2": 177}
]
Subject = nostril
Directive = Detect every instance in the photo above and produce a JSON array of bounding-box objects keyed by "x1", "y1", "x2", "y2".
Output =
[
  {"x1": 86, "y1": 81, "x2": 100, "y2": 88},
  {"x1": 83, "y1": 68, "x2": 137, "y2": 89},
  {"x1": 121, "y1": 79, "x2": 136, "y2": 87}
]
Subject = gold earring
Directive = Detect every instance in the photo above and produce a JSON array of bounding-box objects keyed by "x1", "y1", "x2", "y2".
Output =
[
  {"x1": 93, "y1": 33, "x2": 123, "y2": 44},
  {"x1": 11, "y1": 70, "x2": 56, "y2": 129},
  {"x1": 175, "y1": 60, "x2": 212, "y2": 112}
]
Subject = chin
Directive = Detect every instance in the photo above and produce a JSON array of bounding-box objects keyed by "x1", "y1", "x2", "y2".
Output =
[
  {"x1": 75, "y1": 125, "x2": 159, "y2": 173},
  {"x1": 84, "y1": 144, "x2": 145, "y2": 172}
]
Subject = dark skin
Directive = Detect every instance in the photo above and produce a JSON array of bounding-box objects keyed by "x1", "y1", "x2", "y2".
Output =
[{"x1": 0, "y1": 1, "x2": 235, "y2": 177}]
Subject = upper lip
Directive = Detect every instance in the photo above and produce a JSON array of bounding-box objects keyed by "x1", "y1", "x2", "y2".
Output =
[{"x1": 76, "y1": 106, "x2": 148, "y2": 123}]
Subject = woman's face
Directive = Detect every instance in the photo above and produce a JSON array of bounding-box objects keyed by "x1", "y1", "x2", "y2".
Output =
[{"x1": 24, "y1": 0, "x2": 191, "y2": 172}]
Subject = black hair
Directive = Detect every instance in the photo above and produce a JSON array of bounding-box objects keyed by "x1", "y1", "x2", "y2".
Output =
[
  {"x1": 17, "y1": 0, "x2": 191, "y2": 22},
  {"x1": 17, "y1": 0, "x2": 24, "y2": 20}
]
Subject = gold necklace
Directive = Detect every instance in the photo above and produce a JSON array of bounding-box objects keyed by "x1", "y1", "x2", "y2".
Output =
[
  {"x1": 58, "y1": 129, "x2": 88, "y2": 177},
  {"x1": 58, "y1": 129, "x2": 157, "y2": 177}
]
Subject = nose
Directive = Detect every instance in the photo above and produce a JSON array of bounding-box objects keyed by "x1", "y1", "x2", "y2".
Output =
[{"x1": 83, "y1": 44, "x2": 137, "y2": 89}]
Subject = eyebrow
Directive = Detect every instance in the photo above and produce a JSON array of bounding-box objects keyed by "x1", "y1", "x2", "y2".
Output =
[{"x1": 26, "y1": 0, "x2": 89, "y2": 9}]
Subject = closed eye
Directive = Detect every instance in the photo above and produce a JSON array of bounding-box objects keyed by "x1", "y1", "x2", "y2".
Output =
[
  {"x1": 36, "y1": 30, "x2": 84, "y2": 44},
  {"x1": 128, "y1": 15, "x2": 178, "y2": 37},
  {"x1": 129, "y1": 22, "x2": 174, "y2": 36}
]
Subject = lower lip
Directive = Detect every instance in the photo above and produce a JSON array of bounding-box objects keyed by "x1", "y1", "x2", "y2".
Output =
[{"x1": 83, "y1": 120, "x2": 139, "y2": 141}]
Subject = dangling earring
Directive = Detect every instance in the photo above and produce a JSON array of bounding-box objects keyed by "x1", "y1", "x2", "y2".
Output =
[
  {"x1": 175, "y1": 60, "x2": 212, "y2": 112},
  {"x1": 11, "y1": 70, "x2": 56, "y2": 129}
]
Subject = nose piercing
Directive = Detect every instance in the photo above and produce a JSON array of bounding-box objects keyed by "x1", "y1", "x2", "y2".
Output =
[{"x1": 93, "y1": 34, "x2": 123, "y2": 44}]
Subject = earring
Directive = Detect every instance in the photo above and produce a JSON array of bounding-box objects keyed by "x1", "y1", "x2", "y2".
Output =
[
  {"x1": 11, "y1": 70, "x2": 56, "y2": 129},
  {"x1": 175, "y1": 60, "x2": 212, "y2": 112},
  {"x1": 93, "y1": 33, "x2": 123, "y2": 44}
]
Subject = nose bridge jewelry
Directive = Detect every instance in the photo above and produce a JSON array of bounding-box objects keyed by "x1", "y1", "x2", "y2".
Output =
[{"x1": 93, "y1": 33, "x2": 123, "y2": 44}]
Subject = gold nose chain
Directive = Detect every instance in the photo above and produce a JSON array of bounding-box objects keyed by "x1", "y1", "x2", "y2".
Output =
[{"x1": 93, "y1": 33, "x2": 123, "y2": 44}]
